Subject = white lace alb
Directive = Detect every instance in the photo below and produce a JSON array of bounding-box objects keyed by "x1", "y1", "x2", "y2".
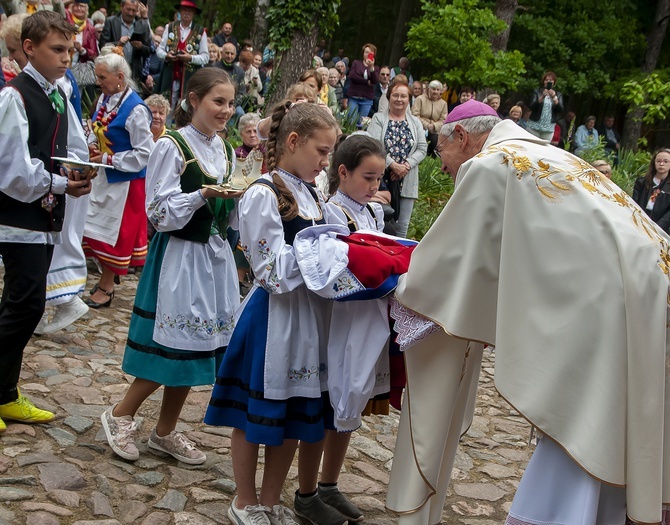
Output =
[{"x1": 389, "y1": 295, "x2": 440, "y2": 351}]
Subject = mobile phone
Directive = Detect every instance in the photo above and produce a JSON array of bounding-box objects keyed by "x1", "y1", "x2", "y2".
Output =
[
  {"x1": 367, "y1": 52, "x2": 375, "y2": 62},
  {"x1": 546, "y1": 81, "x2": 554, "y2": 90}
]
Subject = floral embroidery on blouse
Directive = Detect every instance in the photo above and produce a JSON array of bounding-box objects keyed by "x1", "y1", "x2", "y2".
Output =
[
  {"x1": 288, "y1": 362, "x2": 327, "y2": 381},
  {"x1": 159, "y1": 313, "x2": 235, "y2": 335},
  {"x1": 147, "y1": 179, "x2": 167, "y2": 227},
  {"x1": 332, "y1": 274, "x2": 357, "y2": 293},
  {"x1": 257, "y1": 238, "x2": 280, "y2": 293},
  {"x1": 384, "y1": 120, "x2": 414, "y2": 163}
]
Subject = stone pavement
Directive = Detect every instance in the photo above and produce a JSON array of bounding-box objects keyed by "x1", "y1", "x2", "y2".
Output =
[{"x1": 0, "y1": 273, "x2": 533, "y2": 525}]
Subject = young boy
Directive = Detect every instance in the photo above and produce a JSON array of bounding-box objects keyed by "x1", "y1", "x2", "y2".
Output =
[{"x1": 0, "y1": 10, "x2": 91, "y2": 433}]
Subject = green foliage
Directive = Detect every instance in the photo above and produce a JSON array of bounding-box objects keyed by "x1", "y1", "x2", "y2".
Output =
[
  {"x1": 336, "y1": 108, "x2": 360, "y2": 135},
  {"x1": 509, "y1": 0, "x2": 646, "y2": 95},
  {"x1": 267, "y1": 0, "x2": 340, "y2": 52},
  {"x1": 405, "y1": 0, "x2": 526, "y2": 91},
  {"x1": 612, "y1": 148, "x2": 651, "y2": 196},
  {"x1": 620, "y1": 71, "x2": 670, "y2": 124},
  {"x1": 407, "y1": 156, "x2": 454, "y2": 240}
]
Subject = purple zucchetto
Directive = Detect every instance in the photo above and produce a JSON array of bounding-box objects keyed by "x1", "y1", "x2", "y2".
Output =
[{"x1": 445, "y1": 99, "x2": 499, "y2": 124}]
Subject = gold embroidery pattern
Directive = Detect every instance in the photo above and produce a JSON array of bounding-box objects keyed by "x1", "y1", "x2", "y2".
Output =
[{"x1": 479, "y1": 145, "x2": 670, "y2": 287}]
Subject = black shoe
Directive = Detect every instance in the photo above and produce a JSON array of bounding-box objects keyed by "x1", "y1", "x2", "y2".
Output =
[{"x1": 84, "y1": 286, "x2": 114, "y2": 308}]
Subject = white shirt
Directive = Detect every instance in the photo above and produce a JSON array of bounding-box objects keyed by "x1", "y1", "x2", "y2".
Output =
[{"x1": 0, "y1": 63, "x2": 88, "y2": 244}]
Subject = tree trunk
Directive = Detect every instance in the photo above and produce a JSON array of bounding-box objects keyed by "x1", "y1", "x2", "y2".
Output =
[
  {"x1": 622, "y1": 0, "x2": 670, "y2": 150},
  {"x1": 147, "y1": 0, "x2": 157, "y2": 23},
  {"x1": 389, "y1": 0, "x2": 414, "y2": 66},
  {"x1": 490, "y1": 0, "x2": 518, "y2": 52},
  {"x1": 250, "y1": 0, "x2": 271, "y2": 53},
  {"x1": 265, "y1": 25, "x2": 319, "y2": 112}
]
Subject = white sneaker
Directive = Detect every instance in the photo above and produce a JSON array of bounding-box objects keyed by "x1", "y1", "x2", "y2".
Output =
[
  {"x1": 228, "y1": 496, "x2": 272, "y2": 525},
  {"x1": 41, "y1": 296, "x2": 89, "y2": 334},
  {"x1": 33, "y1": 310, "x2": 50, "y2": 335},
  {"x1": 269, "y1": 505, "x2": 299, "y2": 525},
  {"x1": 100, "y1": 404, "x2": 139, "y2": 461},
  {"x1": 148, "y1": 428, "x2": 206, "y2": 465}
]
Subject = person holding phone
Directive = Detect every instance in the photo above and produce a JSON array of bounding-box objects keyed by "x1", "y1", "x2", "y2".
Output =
[
  {"x1": 526, "y1": 70, "x2": 563, "y2": 141},
  {"x1": 98, "y1": 0, "x2": 151, "y2": 84},
  {"x1": 346, "y1": 43, "x2": 380, "y2": 126}
]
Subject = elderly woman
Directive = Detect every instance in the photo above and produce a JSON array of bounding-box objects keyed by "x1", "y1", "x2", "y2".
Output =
[
  {"x1": 316, "y1": 65, "x2": 338, "y2": 113},
  {"x1": 506, "y1": 104, "x2": 523, "y2": 126},
  {"x1": 82, "y1": 48, "x2": 153, "y2": 308},
  {"x1": 368, "y1": 78, "x2": 427, "y2": 237},
  {"x1": 145, "y1": 94, "x2": 170, "y2": 142},
  {"x1": 483, "y1": 93, "x2": 502, "y2": 118},
  {"x1": 526, "y1": 70, "x2": 564, "y2": 140},
  {"x1": 207, "y1": 42, "x2": 220, "y2": 66},
  {"x1": 574, "y1": 115, "x2": 599, "y2": 157},
  {"x1": 411, "y1": 79, "x2": 448, "y2": 155},
  {"x1": 66, "y1": 0, "x2": 98, "y2": 87},
  {"x1": 234, "y1": 112, "x2": 262, "y2": 159}
]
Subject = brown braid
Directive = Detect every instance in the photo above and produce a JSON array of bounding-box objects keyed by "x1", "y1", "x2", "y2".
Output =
[{"x1": 264, "y1": 101, "x2": 299, "y2": 220}]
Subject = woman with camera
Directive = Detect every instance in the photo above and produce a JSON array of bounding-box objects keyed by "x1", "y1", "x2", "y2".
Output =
[{"x1": 526, "y1": 71, "x2": 563, "y2": 141}]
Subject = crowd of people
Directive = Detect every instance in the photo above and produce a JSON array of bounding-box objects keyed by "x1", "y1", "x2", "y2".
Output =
[{"x1": 0, "y1": 4, "x2": 669, "y2": 525}]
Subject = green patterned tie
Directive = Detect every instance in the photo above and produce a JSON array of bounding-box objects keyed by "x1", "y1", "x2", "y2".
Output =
[{"x1": 48, "y1": 89, "x2": 65, "y2": 114}]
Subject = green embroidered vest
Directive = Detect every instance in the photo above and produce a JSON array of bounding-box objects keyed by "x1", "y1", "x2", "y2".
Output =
[{"x1": 164, "y1": 129, "x2": 235, "y2": 244}]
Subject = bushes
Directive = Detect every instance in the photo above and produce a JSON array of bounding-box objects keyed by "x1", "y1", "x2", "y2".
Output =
[{"x1": 407, "y1": 155, "x2": 454, "y2": 240}]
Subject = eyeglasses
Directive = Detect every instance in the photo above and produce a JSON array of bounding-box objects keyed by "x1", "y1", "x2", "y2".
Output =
[
  {"x1": 435, "y1": 129, "x2": 456, "y2": 156},
  {"x1": 380, "y1": 73, "x2": 390, "y2": 77}
]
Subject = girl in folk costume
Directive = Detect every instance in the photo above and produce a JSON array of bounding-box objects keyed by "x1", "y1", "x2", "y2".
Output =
[
  {"x1": 205, "y1": 102, "x2": 340, "y2": 525},
  {"x1": 83, "y1": 48, "x2": 153, "y2": 308},
  {"x1": 295, "y1": 134, "x2": 391, "y2": 525},
  {"x1": 100, "y1": 68, "x2": 240, "y2": 464},
  {"x1": 156, "y1": 0, "x2": 209, "y2": 108}
]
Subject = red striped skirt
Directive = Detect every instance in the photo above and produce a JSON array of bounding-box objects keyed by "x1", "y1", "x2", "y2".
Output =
[{"x1": 82, "y1": 177, "x2": 147, "y2": 275}]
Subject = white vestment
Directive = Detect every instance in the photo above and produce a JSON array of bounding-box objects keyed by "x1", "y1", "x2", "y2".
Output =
[{"x1": 387, "y1": 120, "x2": 670, "y2": 525}]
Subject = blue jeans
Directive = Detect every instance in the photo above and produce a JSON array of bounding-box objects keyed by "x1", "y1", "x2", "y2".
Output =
[{"x1": 348, "y1": 97, "x2": 373, "y2": 125}]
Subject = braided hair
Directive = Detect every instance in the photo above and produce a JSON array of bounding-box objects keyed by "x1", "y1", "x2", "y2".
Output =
[{"x1": 265, "y1": 100, "x2": 338, "y2": 220}]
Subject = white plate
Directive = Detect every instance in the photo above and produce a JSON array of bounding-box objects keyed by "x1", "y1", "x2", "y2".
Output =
[{"x1": 51, "y1": 157, "x2": 108, "y2": 170}]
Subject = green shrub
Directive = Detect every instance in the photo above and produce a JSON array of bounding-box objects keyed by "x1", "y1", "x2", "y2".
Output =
[{"x1": 407, "y1": 155, "x2": 454, "y2": 240}]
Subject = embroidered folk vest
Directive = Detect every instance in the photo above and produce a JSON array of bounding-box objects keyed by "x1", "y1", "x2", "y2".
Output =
[
  {"x1": 0, "y1": 72, "x2": 69, "y2": 232},
  {"x1": 165, "y1": 129, "x2": 235, "y2": 243}
]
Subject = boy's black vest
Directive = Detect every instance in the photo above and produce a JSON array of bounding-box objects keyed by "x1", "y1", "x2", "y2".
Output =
[{"x1": 0, "y1": 72, "x2": 68, "y2": 232}]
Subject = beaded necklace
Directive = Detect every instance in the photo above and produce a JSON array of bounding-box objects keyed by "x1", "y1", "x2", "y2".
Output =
[{"x1": 95, "y1": 86, "x2": 129, "y2": 127}]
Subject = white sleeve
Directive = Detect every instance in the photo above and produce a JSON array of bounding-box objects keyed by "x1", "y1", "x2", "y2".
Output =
[
  {"x1": 156, "y1": 29, "x2": 169, "y2": 60},
  {"x1": 238, "y1": 184, "x2": 304, "y2": 294},
  {"x1": 0, "y1": 87, "x2": 67, "y2": 200},
  {"x1": 107, "y1": 105, "x2": 153, "y2": 172},
  {"x1": 323, "y1": 200, "x2": 348, "y2": 227},
  {"x1": 370, "y1": 202, "x2": 385, "y2": 232},
  {"x1": 145, "y1": 136, "x2": 207, "y2": 231},
  {"x1": 191, "y1": 30, "x2": 209, "y2": 66},
  {"x1": 66, "y1": 100, "x2": 89, "y2": 163}
]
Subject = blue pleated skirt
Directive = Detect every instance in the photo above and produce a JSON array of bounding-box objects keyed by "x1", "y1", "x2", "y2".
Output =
[
  {"x1": 205, "y1": 287, "x2": 332, "y2": 445},
  {"x1": 123, "y1": 232, "x2": 225, "y2": 387}
]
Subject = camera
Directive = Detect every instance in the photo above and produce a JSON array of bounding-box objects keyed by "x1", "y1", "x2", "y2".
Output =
[{"x1": 546, "y1": 81, "x2": 554, "y2": 90}]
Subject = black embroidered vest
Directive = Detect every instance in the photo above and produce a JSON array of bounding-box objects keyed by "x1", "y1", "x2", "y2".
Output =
[{"x1": 0, "y1": 72, "x2": 68, "y2": 232}]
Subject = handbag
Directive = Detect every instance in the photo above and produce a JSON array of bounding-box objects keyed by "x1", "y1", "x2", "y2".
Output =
[
  {"x1": 382, "y1": 167, "x2": 403, "y2": 235},
  {"x1": 71, "y1": 61, "x2": 97, "y2": 87}
]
